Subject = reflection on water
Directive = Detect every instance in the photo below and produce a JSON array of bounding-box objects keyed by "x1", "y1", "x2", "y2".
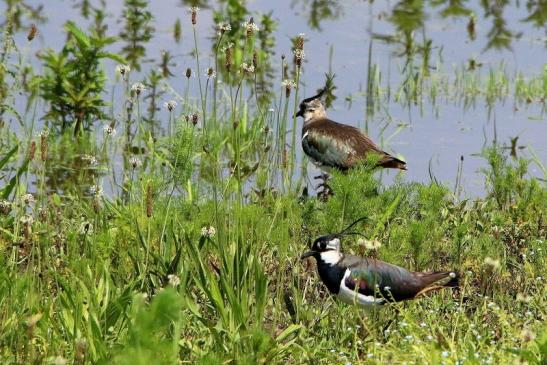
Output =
[{"x1": 1, "y1": 0, "x2": 546, "y2": 196}]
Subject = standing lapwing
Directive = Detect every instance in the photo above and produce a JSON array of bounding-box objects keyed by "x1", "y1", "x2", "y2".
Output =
[
  {"x1": 300, "y1": 218, "x2": 458, "y2": 307},
  {"x1": 295, "y1": 88, "x2": 407, "y2": 172}
]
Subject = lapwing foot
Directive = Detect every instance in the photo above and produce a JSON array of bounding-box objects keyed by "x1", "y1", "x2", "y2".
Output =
[{"x1": 316, "y1": 183, "x2": 334, "y2": 202}]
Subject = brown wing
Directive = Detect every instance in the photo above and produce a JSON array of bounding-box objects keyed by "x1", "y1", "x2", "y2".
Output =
[{"x1": 303, "y1": 118, "x2": 406, "y2": 170}]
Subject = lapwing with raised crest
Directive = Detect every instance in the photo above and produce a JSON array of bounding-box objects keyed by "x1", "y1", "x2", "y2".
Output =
[
  {"x1": 296, "y1": 88, "x2": 407, "y2": 173},
  {"x1": 300, "y1": 218, "x2": 459, "y2": 307}
]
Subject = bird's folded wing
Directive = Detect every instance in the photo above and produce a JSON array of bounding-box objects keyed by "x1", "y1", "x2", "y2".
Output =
[
  {"x1": 343, "y1": 258, "x2": 425, "y2": 301},
  {"x1": 303, "y1": 119, "x2": 384, "y2": 169}
]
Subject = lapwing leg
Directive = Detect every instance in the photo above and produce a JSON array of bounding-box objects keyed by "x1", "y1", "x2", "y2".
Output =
[
  {"x1": 313, "y1": 172, "x2": 330, "y2": 181},
  {"x1": 316, "y1": 183, "x2": 334, "y2": 202},
  {"x1": 313, "y1": 173, "x2": 333, "y2": 201}
]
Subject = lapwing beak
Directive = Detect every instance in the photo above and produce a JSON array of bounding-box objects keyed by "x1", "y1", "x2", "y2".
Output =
[
  {"x1": 295, "y1": 109, "x2": 304, "y2": 118},
  {"x1": 300, "y1": 251, "x2": 315, "y2": 259}
]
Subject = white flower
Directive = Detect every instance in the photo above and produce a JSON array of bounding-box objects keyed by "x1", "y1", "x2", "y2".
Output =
[
  {"x1": 293, "y1": 49, "x2": 305, "y2": 60},
  {"x1": 22, "y1": 193, "x2": 35, "y2": 206},
  {"x1": 217, "y1": 22, "x2": 231, "y2": 33},
  {"x1": 89, "y1": 185, "x2": 103, "y2": 198},
  {"x1": 201, "y1": 225, "x2": 216, "y2": 238},
  {"x1": 115, "y1": 64, "x2": 130, "y2": 76},
  {"x1": 81, "y1": 155, "x2": 98, "y2": 166},
  {"x1": 19, "y1": 214, "x2": 34, "y2": 225},
  {"x1": 281, "y1": 79, "x2": 296, "y2": 89},
  {"x1": 426, "y1": 335, "x2": 434, "y2": 341},
  {"x1": 222, "y1": 42, "x2": 234, "y2": 54},
  {"x1": 358, "y1": 237, "x2": 382, "y2": 250},
  {"x1": 167, "y1": 274, "x2": 181, "y2": 287},
  {"x1": 420, "y1": 322, "x2": 427, "y2": 328},
  {"x1": 484, "y1": 257, "x2": 500, "y2": 270},
  {"x1": 441, "y1": 351, "x2": 449, "y2": 357},
  {"x1": 242, "y1": 20, "x2": 259, "y2": 34},
  {"x1": 103, "y1": 124, "x2": 117, "y2": 137},
  {"x1": 241, "y1": 62, "x2": 255, "y2": 74},
  {"x1": 0, "y1": 200, "x2": 12, "y2": 215},
  {"x1": 131, "y1": 82, "x2": 146, "y2": 95},
  {"x1": 404, "y1": 335, "x2": 413, "y2": 341},
  {"x1": 79, "y1": 221, "x2": 93, "y2": 235},
  {"x1": 205, "y1": 68, "x2": 216, "y2": 78},
  {"x1": 129, "y1": 156, "x2": 142, "y2": 169},
  {"x1": 163, "y1": 100, "x2": 177, "y2": 112},
  {"x1": 383, "y1": 286, "x2": 391, "y2": 291}
]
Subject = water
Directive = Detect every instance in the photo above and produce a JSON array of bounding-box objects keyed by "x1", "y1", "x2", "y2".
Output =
[{"x1": 3, "y1": 0, "x2": 546, "y2": 196}]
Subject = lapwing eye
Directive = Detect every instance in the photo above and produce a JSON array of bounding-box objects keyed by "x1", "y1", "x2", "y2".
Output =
[{"x1": 320, "y1": 241, "x2": 327, "y2": 250}]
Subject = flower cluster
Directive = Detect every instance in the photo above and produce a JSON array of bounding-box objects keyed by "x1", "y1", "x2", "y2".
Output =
[
  {"x1": 242, "y1": 18, "x2": 259, "y2": 37},
  {"x1": 217, "y1": 22, "x2": 231, "y2": 35},
  {"x1": 282, "y1": 79, "x2": 297, "y2": 97},
  {"x1": 129, "y1": 156, "x2": 142, "y2": 169},
  {"x1": 103, "y1": 124, "x2": 117, "y2": 137},
  {"x1": 79, "y1": 220, "x2": 93, "y2": 235},
  {"x1": 19, "y1": 214, "x2": 34, "y2": 225},
  {"x1": 115, "y1": 64, "x2": 131, "y2": 77},
  {"x1": 22, "y1": 193, "x2": 35, "y2": 206},
  {"x1": 131, "y1": 82, "x2": 146, "y2": 96},
  {"x1": 191, "y1": 112, "x2": 199, "y2": 125},
  {"x1": 241, "y1": 62, "x2": 255, "y2": 74},
  {"x1": 223, "y1": 43, "x2": 234, "y2": 72},
  {"x1": 164, "y1": 100, "x2": 177, "y2": 112},
  {"x1": 206, "y1": 67, "x2": 216, "y2": 79},
  {"x1": 81, "y1": 154, "x2": 98, "y2": 166},
  {"x1": 296, "y1": 33, "x2": 305, "y2": 50},
  {"x1": 293, "y1": 49, "x2": 305, "y2": 67},
  {"x1": 168, "y1": 274, "x2": 181, "y2": 287},
  {"x1": 89, "y1": 185, "x2": 103, "y2": 198},
  {"x1": 0, "y1": 200, "x2": 12, "y2": 215},
  {"x1": 201, "y1": 225, "x2": 216, "y2": 238},
  {"x1": 190, "y1": 7, "x2": 199, "y2": 25}
]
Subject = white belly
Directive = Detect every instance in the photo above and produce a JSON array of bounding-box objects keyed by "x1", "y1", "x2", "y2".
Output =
[{"x1": 337, "y1": 270, "x2": 384, "y2": 308}]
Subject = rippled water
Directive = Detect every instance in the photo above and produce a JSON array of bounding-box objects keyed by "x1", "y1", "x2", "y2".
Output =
[{"x1": 5, "y1": 0, "x2": 547, "y2": 195}]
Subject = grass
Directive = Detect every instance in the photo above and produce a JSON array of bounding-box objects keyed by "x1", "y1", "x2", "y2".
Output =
[{"x1": 0, "y1": 4, "x2": 546, "y2": 365}]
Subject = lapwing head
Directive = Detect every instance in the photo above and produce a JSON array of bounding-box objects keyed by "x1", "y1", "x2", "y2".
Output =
[
  {"x1": 295, "y1": 88, "x2": 327, "y2": 122},
  {"x1": 300, "y1": 216, "x2": 368, "y2": 260},
  {"x1": 300, "y1": 234, "x2": 342, "y2": 259}
]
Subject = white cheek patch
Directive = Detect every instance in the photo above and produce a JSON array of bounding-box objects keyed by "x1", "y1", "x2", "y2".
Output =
[
  {"x1": 327, "y1": 238, "x2": 340, "y2": 250},
  {"x1": 337, "y1": 270, "x2": 384, "y2": 308},
  {"x1": 319, "y1": 250, "x2": 342, "y2": 265}
]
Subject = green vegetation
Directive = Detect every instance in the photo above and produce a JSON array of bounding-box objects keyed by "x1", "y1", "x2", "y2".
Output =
[{"x1": 0, "y1": 1, "x2": 546, "y2": 364}]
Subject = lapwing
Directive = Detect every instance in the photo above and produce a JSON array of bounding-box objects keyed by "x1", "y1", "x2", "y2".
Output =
[
  {"x1": 295, "y1": 88, "x2": 407, "y2": 172},
  {"x1": 300, "y1": 218, "x2": 458, "y2": 307}
]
